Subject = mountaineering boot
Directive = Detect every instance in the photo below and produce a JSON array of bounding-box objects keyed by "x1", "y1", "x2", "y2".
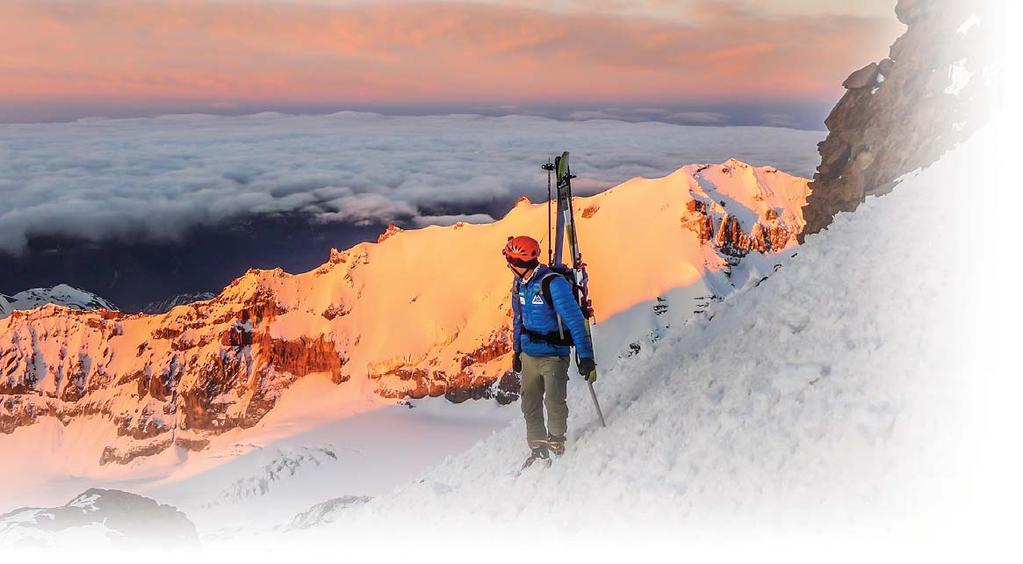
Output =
[
  {"x1": 547, "y1": 434, "x2": 566, "y2": 457},
  {"x1": 521, "y1": 445, "x2": 551, "y2": 470}
]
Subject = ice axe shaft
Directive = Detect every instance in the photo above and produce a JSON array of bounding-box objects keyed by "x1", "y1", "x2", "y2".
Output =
[{"x1": 589, "y1": 376, "x2": 601, "y2": 425}]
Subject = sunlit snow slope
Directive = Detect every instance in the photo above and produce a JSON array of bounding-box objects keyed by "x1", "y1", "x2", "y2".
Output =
[{"x1": 295, "y1": 130, "x2": 1001, "y2": 549}]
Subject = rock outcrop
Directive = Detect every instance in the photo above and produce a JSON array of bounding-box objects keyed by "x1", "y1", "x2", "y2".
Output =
[{"x1": 802, "y1": 0, "x2": 1000, "y2": 237}]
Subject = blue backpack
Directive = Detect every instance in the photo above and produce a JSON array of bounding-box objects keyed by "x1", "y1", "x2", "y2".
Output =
[{"x1": 526, "y1": 264, "x2": 592, "y2": 346}]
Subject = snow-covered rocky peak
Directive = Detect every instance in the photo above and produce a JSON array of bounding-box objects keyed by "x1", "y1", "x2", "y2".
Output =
[
  {"x1": 0, "y1": 488, "x2": 197, "y2": 548},
  {"x1": 0, "y1": 284, "x2": 116, "y2": 320},
  {"x1": 681, "y1": 159, "x2": 806, "y2": 256}
]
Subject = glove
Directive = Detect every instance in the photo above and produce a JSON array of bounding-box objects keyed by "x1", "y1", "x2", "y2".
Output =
[
  {"x1": 577, "y1": 357, "x2": 596, "y2": 379},
  {"x1": 512, "y1": 353, "x2": 522, "y2": 373}
]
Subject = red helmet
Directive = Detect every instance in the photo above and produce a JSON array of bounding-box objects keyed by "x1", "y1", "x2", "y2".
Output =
[{"x1": 503, "y1": 235, "x2": 541, "y2": 267}]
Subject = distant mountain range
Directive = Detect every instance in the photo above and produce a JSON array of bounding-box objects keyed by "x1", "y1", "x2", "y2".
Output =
[
  {"x1": 142, "y1": 292, "x2": 218, "y2": 314},
  {"x1": 0, "y1": 286, "x2": 219, "y2": 318},
  {"x1": 0, "y1": 284, "x2": 117, "y2": 320}
]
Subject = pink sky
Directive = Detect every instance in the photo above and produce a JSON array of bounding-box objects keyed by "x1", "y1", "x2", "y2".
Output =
[{"x1": 0, "y1": 0, "x2": 903, "y2": 119}]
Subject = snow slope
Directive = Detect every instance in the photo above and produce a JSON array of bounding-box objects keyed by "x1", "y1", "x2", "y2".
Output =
[
  {"x1": 1, "y1": 131, "x2": 1014, "y2": 560},
  {"x1": 259, "y1": 128, "x2": 1010, "y2": 556}
]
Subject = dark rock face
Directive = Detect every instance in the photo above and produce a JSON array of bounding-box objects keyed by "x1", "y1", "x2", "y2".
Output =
[
  {"x1": 802, "y1": 0, "x2": 1000, "y2": 237},
  {"x1": 494, "y1": 371, "x2": 522, "y2": 405},
  {"x1": 681, "y1": 200, "x2": 715, "y2": 244},
  {"x1": 0, "y1": 488, "x2": 198, "y2": 548}
]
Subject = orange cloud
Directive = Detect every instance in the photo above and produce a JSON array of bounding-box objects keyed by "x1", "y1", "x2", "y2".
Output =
[{"x1": 0, "y1": 0, "x2": 903, "y2": 110}]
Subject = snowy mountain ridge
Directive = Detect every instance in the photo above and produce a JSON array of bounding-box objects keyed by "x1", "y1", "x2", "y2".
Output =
[{"x1": 0, "y1": 159, "x2": 808, "y2": 474}]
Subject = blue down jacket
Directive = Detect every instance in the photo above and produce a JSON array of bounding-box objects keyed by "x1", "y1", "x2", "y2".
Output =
[{"x1": 511, "y1": 264, "x2": 594, "y2": 360}]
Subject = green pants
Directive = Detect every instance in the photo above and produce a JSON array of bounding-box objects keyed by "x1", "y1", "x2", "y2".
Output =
[{"x1": 520, "y1": 353, "x2": 570, "y2": 448}]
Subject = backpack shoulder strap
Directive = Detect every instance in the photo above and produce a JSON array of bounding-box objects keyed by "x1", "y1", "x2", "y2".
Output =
[{"x1": 540, "y1": 272, "x2": 559, "y2": 310}]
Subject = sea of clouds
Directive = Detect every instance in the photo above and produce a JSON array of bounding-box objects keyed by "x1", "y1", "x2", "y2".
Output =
[{"x1": 0, "y1": 112, "x2": 822, "y2": 254}]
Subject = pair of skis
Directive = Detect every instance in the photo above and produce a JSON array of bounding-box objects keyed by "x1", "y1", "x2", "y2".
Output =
[{"x1": 543, "y1": 152, "x2": 606, "y2": 429}]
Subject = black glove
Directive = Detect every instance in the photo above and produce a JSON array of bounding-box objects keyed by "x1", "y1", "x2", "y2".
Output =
[
  {"x1": 577, "y1": 357, "x2": 596, "y2": 378},
  {"x1": 512, "y1": 353, "x2": 522, "y2": 373}
]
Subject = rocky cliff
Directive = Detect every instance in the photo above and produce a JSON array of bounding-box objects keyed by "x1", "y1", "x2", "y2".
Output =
[{"x1": 802, "y1": 0, "x2": 1000, "y2": 237}]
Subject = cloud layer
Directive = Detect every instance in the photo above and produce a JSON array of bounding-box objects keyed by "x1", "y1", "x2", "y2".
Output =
[{"x1": 0, "y1": 112, "x2": 822, "y2": 254}]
